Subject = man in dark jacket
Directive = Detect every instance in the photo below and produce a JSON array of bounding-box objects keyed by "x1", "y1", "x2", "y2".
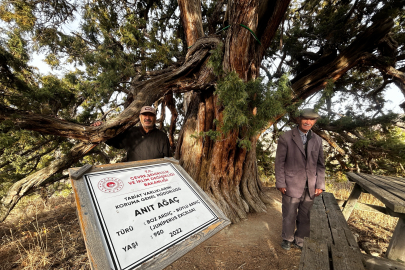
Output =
[
  {"x1": 275, "y1": 108, "x2": 325, "y2": 250},
  {"x1": 94, "y1": 106, "x2": 171, "y2": 161}
]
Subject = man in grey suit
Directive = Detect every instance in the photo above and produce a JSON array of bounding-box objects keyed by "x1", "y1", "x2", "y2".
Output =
[{"x1": 275, "y1": 108, "x2": 325, "y2": 250}]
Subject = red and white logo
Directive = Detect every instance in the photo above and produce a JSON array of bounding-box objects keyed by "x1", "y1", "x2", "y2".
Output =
[{"x1": 98, "y1": 177, "x2": 124, "y2": 193}]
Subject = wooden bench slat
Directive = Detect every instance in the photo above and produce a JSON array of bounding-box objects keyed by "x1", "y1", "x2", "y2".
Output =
[
  {"x1": 385, "y1": 175, "x2": 405, "y2": 185},
  {"x1": 330, "y1": 244, "x2": 348, "y2": 270},
  {"x1": 331, "y1": 245, "x2": 365, "y2": 270},
  {"x1": 346, "y1": 173, "x2": 405, "y2": 213},
  {"x1": 299, "y1": 238, "x2": 330, "y2": 270},
  {"x1": 310, "y1": 196, "x2": 332, "y2": 245},
  {"x1": 383, "y1": 175, "x2": 405, "y2": 188},
  {"x1": 361, "y1": 173, "x2": 405, "y2": 198},
  {"x1": 324, "y1": 193, "x2": 365, "y2": 269},
  {"x1": 301, "y1": 192, "x2": 365, "y2": 270}
]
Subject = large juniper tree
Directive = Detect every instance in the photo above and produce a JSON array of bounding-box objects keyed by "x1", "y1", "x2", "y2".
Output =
[{"x1": 1, "y1": 0, "x2": 405, "y2": 223}]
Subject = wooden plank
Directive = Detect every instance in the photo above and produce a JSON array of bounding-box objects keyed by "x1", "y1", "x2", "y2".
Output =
[
  {"x1": 323, "y1": 192, "x2": 365, "y2": 269},
  {"x1": 353, "y1": 202, "x2": 405, "y2": 219},
  {"x1": 325, "y1": 193, "x2": 358, "y2": 249},
  {"x1": 360, "y1": 173, "x2": 405, "y2": 200},
  {"x1": 331, "y1": 244, "x2": 365, "y2": 270},
  {"x1": 330, "y1": 244, "x2": 347, "y2": 270},
  {"x1": 319, "y1": 195, "x2": 333, "y2": 245},
  {"x1": 309, "y1": 195, "x2": 323, "y2": 240},
  {"x1": 385, "y1": 175, "x2": 405, "y2": 185},
  {"x1": 384, "y1": 175, "x2": 405, "y2": 188},
  {"x1": 323, "y1": 193, "x2": 343, "y2": 243},
  {"x1": 356, "y1": 173, "x2": 405, "y2": 213},
  {"x1": 70, "y1": 173, "x2": 112, "y2": 270},
  {"x1": 310, "y1": 195, "x2": 332, "y2": 245},
  {"x1": 363, "y1": 254, "x2": 405, "y2": 270},
  {"x1": 299, "y1": 238, "x2": 330, "y2": 270},
  {"x1": 386, "y1": 218, "x2": 405, "y2": 262},
  {"x1": 70, "y1": 164, "x2": 93, "y2": 180},
  {"x1": 346, "y1": 173, "x2": 405, "y2": 213},
  {"x1": 302, "y1": 193, "x2": 365, "y2": 270},
  {"x1": 342, "y1": 183, "x2": 362, "y2": 221},
  {"x1": 342, "y1": 227, "x2": 365, "y2": 267}
]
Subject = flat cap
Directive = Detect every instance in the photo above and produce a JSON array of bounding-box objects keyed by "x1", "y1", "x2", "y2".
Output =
[
  {"x1": 140, "y1": 106, "x2": 156, "y2": 115},
  {"x1": 300, "y1": 108, "x2": 320, "y2": 119}
]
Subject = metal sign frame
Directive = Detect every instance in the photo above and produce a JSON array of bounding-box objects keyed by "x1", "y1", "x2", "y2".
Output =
[{"x1": 69, "y1": 158, "x2": 230, "y2": 270}]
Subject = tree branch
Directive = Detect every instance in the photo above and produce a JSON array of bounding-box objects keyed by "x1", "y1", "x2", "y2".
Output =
[
  {"x1": 291, "y1": 18, "x2": 394, "y2": 101},
  {"x1": 312, "y1": 126, "x2": 346, "y2": 156},
  {"x1": 0, "y1": 37, "x2": 220, "y2": 143},
  {"x1": 0, "y1": 142, "x2": 97, "y2": 222}
]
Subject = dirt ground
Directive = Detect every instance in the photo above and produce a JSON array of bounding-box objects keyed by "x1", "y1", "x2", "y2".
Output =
[
  {"x1": 0, "y1": 187, "x2": 300, "y2": 270},
  {"x1": 166, "y1": 187, "x2": 301, "y2": 270},
  {"x1": 0, "y1": 186, "x2": 398, "y2": 270}
]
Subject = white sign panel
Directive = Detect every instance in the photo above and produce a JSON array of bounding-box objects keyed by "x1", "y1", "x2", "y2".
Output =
[{"x1": 83, "y1": 162, "x2": 219, "y2": 270}]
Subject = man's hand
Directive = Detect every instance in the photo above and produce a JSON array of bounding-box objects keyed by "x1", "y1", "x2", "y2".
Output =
[
  {"x1": 278, "y1": 188, "x2": 286, "y2": 195},
  {"x1": 91, "y1": 121, "x2": 103, "y2": 127},
  {"x1": 315, "y1": 188, "x2": 323, "y2": 197}
]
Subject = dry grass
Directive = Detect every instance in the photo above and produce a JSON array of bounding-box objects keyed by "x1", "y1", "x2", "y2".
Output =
[
  {"x1": 326, "y1": 177, "x2": 398, "y2": 256},
  {"x1": 0, "y1": 192, "x2": 90, "y2": 270},
  {"x1": 0, "y1": 178, "x2": 400, "y2": 268}
]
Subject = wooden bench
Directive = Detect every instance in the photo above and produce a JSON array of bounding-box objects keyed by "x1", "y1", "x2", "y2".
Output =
[
  {"x1": 299, "y1": 192, "x2": 365, "y2": 270},
  {"x1": 343, "y1": 172, "x2": 405, "y2": 262}
]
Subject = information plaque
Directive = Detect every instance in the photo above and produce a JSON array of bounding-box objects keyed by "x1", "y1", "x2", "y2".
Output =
[{"x1": 69, "y1": 158, "x2": 230, "y2": 270}]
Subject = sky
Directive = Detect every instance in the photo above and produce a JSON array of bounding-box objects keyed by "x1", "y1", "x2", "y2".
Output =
[
  {"x1": 27, "y1": 4, "x2": 405, "y2": 117},
  {"x1": 30, "y1": 51, "x2": 405, "y2": 117}
]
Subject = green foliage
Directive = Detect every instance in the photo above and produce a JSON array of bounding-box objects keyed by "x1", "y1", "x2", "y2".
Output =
[
  {"x1": 0, "y1": 129, "x2": 63, "y2": 189},
  {"x1": 314, "y1": 79, "x2": 334, "y2": 112},
  {"x1": 191, "y1": 130, "x2": 220, "y2": 141},
  {"x1": 317, "y1": 113, "x2": 399, "y2": 132},
  {"x1": 207, "y1": 42, "x2": 224, "y2": 77},
  {"x1": 214, "y1": 72, "x2": 298, "y2": 149},
  {"x1": 256, "y1": 135, "x2": 276, "y2": 186},
  {"x1": 1, "y1": 0, "x2": 405, "y2": 199}
]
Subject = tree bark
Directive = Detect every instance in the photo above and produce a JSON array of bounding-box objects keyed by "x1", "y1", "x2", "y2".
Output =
[
  {"x1": 164, "y1": 92, "x2": 178, "y2": 153},
  {"x1": 178, "y1": 0, "x2": 204, "y2": 47},
  {"x1": 175, "y1": 0, "x2": 290, "y2": 223}
]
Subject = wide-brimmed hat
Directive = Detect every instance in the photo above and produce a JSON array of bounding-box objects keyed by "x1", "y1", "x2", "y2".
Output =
[
  {"x1": 140, "y1": 106, "x2": 156, "y2": 115},
  {"x1": 300, "y1": 108, "x2": 320, "y2": 119}
]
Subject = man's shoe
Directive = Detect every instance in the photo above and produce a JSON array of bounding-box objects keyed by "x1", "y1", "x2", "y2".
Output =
[
  {"x1": 293, "y1": 242, "x2": 303, "y2": 250},
  {"x1": 281, "y1": 240, "x2": 291, "y2": 250}
]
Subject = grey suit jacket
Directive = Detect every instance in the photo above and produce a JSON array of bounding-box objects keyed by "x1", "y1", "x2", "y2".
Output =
[{"x1": 275, "y1": 128, "x2": 325, "y2": 199}]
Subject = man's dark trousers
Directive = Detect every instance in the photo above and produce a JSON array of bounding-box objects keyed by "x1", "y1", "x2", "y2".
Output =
[{"x1": 281, "y1": 188, "x2": 314, "y2": 247}]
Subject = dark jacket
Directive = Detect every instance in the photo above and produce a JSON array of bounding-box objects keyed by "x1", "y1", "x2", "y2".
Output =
[
  {"x1": 275, "y1": 128, "x2": 325, "y2": 199},
  {"x1": 106, "y1": 125, "x2": 171, "y2": 161}
]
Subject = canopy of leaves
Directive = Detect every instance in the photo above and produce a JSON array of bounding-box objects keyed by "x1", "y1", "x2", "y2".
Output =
[{"x1": 1, "y1": 0, "x2": 405, "y2": 201}]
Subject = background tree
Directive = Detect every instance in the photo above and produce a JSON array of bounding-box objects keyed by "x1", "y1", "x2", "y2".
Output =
[{"x1": 1, "y1": 0, "x2": 405, "y2": 223}]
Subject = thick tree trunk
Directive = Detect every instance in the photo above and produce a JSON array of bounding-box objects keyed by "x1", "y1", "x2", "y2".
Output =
[
  {"x1": 175, "y1": 91, "x2": 273, "y2": 222},
  {"x1": 175, "y1": 0, "x2": 290, "y2": 223}
]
